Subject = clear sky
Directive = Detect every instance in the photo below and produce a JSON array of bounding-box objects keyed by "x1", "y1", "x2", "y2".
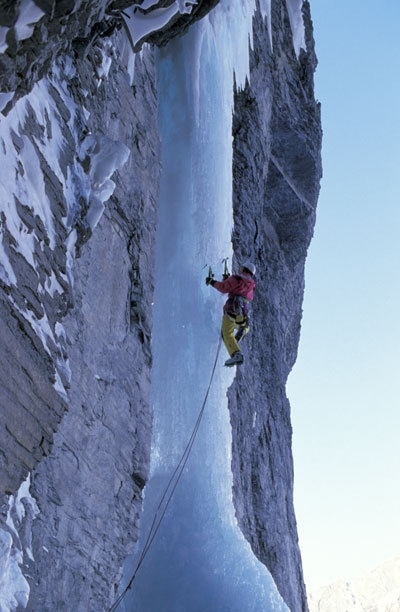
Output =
[{"x1": 288, "y1": 0, "x2": 400, "y2": 592}]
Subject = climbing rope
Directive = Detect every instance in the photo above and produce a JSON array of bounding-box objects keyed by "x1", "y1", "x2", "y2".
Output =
[{"x1": 109, "y1": 336, "x2": 223, "y2": 612}]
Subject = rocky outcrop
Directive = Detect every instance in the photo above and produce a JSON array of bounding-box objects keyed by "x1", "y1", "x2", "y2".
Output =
[
  {"x1": 26, "y1": 45, "x2": 160, "y2": 610},
  {"x1": 0, "y1": 0, "x2": 220, "y2": 111},
  {"x1": 0, "y1": 73, "x2": 79, "y2": 498},
  {"x1": 229, "y1": 2, "x2": 322, "y2": 611},
  {"x1": 112, "y1": 0, "x2": 221, "y2": 48},
  {"x1": 0, "y1": 1, "x2": 322, "y2": 611},
  {"x1": 0, "y1": 17, "x2": 160, "y2": 610}
]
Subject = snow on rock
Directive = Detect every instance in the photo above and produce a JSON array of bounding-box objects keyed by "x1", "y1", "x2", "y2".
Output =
[
  {"x1": 285, "y1": 0, "x2": 306, "y2": 57},
  {"x1": 0, "y1": 64, "x2": 130, "y2": 401},
  {"x1": 0, "y1": 27, "x2": 8, "y2": 54},
  {"x1": 123, "y1": 0, "x2": 199, "y2": 49},
  {"x1": 22, "y1": 41, "x2": 159, "y2": 611},
  {"x1": 0, "y1": 475, "x2": 39, "y2": 612},
  {"x1": 14, "y1": 0, "x2": 45, "y2": 42},
  {"x1": 0, "y1": 76, "x2": 77, "y2": 399},
  {"x1": 0, "y1": 0, "x2": 44, "y2": 56},
  {"x1": 93, "y1": 39, "x2": 115, "y2": 86},
  {"x1": 0, "y1": 51, "x2": 131, "y2": 495},
  {"x1": 0, "y1": 532, "x2": 29, "y2": 612},
  {"x1": 259, "y1": 0, "x2": 273, "y2": 49},
  {"x1": 79, "y1": 133, "x2": 130, "y2": 232},
  {"x1": 115, "y1": 32, "x2": 137, "y2": 86}
]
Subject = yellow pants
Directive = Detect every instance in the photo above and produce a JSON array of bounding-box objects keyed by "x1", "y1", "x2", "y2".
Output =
[{"x1": 221, "y1": 313, "x2": 248, "y2": 357}]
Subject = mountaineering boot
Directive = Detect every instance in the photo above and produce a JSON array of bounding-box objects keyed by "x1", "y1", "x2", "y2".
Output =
[{"x1": 224, "y1": 351, "x2": 244, "y2": 367}]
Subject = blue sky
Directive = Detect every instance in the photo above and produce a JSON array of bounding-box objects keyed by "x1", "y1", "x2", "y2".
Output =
[{"x1": 288, "y1": 0, "x2": 400, "y2": 591}]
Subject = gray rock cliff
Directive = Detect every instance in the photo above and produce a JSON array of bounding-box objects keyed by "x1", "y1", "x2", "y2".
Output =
[
  {"x1": 230, "y1": 3, "x2": 321, "y2": 611},
  {"x1": 0, "y1": 1, "x2": 321, "y2": 610},
  {"x1": 27, "y1": 47, "x2": 160, "y2": 610}
]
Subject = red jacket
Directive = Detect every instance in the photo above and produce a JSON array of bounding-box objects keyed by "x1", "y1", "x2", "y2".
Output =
[{"x1": 212, "y1": 273, "x2": 256, "y2": 317}]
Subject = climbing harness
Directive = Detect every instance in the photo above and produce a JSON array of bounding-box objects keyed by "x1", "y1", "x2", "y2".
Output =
[
  {"x1": 109, "y1": 337, "x2": 223, "y2": 612},
  {"x1": 225, "y1": 294, "x2": 250, "y2": 318}
]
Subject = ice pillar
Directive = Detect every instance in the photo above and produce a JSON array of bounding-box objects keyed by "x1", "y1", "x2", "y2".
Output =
[{"x1": 121, "y1": 3, "x2": 288, "y2": 611}]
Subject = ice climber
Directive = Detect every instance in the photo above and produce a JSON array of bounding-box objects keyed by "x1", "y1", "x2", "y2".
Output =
[{"x1": 206, "y1": 262, "x2": 256, "y2": 367}]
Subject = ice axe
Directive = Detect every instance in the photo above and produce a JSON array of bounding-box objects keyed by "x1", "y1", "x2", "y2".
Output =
[
  {"x1": 203, "y1": 264, "x2": 214, "y2": 285},
  {"x1": 222, "y1": 257, "x2": 230, "y2": 280}
]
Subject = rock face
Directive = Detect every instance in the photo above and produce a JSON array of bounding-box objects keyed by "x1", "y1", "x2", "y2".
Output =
[
  {"x1": 0, "y1": 34, "x2": 160, "y2": 609},
  {"x1": 26, "y1": 48, "x2": 160, "y2": 610},
  {"x1": 229, "y1": 3, "x2": 322, "y2": 611},
  {"x1": 0, "y1": 1, "x2": 322, "y2": 611},
  {"x1": 0, "y1": 0, "x2": 220, "y2": 106}
]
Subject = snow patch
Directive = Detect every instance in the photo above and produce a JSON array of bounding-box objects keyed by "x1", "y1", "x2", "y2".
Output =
[
  {"x1": 14, "y1": 0, "x2": 45, "y2": 42},
  {"x1": 0, "y1": 72, "x2": 84, "y2": 402},
  {"x1": 0, "y1": 0, "x2": 45, "y2": 57},
  {"x1": 44, "y1": 271, "x2": 64, "y2": 298},
  {"x1": 65, "y1": 227, "x2": 78, "y2": 285},
  {"x1": 53, "y1": 368, "x2": 69, "y2": 402},
  {"x1": 0, "y1": 79, "x2": 68, "y2": 260},
  {"x1": 0, "y1": 475, "x2": 39, "y2": 612},
  {"x1": 0, "y1": 26, "x2": 8, "y2": 54},
  {"x1": 0, "y1": 93, "x2": 14, "y2": 111},
  {"x1": 0, "y1": 531, "x2": 29, "y2": 612},
  {"x1": 259, "y1": 0, "x2": 272, "y2": 50},
  {"x1": 0, "y1": 222, "x2": 17, "y2": 286},
  {"x1": 19, "y1": 136, "x2": 56, "y2": 246},
  {"x1": 131, "y1": 0, "x2": 160, "y2": 9},
  {"x1": 116, "y1": 27, "x2": 143, "y2": 86},
  {"x1": 285, "y1": 0, "x2": 306, "y2": 58},
  {"x1": 123, "y1": 0, "x2": 198, "y2": 48},
  {"x1": 79, "y1": 134, "x2": 130, "y2": 231},
  {"x1": 94, "y1": 40, "x2": 114, "y2": 86}
]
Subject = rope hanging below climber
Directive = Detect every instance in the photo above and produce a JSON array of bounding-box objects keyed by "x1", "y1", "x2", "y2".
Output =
[{"x1": 109, "y1": 336, "x2": 223, "y2": 612}]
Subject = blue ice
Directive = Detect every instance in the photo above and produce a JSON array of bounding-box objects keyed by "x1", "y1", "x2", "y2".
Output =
[{"x1": 119, "y1": 2, "x2": 289, "y2": 611}]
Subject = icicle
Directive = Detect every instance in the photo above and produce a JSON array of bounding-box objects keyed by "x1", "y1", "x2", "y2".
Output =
[{"x1": 285, "y1": 0, "x2": 306, "y2": 57}]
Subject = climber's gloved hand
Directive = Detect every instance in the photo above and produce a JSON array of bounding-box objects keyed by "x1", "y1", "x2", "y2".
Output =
[
  {"x1": 205, "y1": 276, "x2": 215, "y2": 286},
  {"x1": 222, "y1": 273, "x2": 229, "y2": 280}
]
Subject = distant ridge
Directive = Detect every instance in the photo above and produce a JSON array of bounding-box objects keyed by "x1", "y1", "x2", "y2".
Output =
[{"x1": 308, "y1": 557, "x2": 400, "y2": 611}]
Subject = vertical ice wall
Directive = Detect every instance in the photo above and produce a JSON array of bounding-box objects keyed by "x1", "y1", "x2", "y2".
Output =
[{"x1": 120, "y1": 2, "x2": 289, "y2": 610}]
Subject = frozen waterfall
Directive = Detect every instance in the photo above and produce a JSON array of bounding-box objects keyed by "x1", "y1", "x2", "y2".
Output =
[{"x1": 120, "y1": 2, "x2": 289, "y2": 610}]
